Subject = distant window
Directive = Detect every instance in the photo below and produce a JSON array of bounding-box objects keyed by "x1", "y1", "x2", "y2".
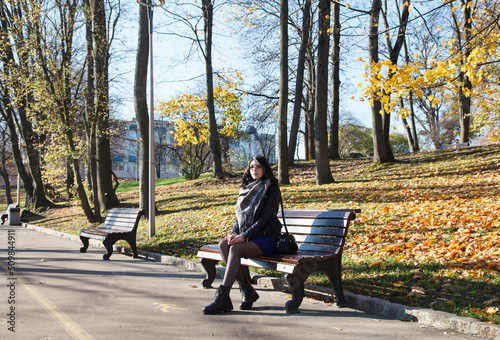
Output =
[
  {"x1": 126, "y1": 163, "x2": 136, "y2": 172},
  {"x1": 112, "y1": 155, "x2": 124, "y2": 162},
  {"x1": 129, "y1": 156, "x2": 137, "y2": 163}
]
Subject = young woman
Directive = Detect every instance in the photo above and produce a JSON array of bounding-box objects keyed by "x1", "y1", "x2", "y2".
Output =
[{"x1": 203, "y1": 155, "x2": 282, "y2": 314}]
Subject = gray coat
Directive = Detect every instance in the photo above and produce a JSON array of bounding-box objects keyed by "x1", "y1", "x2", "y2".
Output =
[{"x1": 231, "y1": 183, "x2": 282, "y2": 242}]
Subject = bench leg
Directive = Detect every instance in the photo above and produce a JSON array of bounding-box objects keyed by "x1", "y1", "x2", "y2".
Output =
[
  {"x1": 102, "y1": 238, "x2": 114, "y2": 260},
  {"x1": 284, "y1": 258, "x2": 320, "y2": 313},
  {"x1": 200, "y1": 258, "x2": 218, "y2": 289},
  {"x1": 126, "y1": 236, "x2": 139, "y2": 258},
  {"x1": 1, "y1": 213, "x2": 7, "y2": 225},
  {"x1": 284, "y1": 273, "x2": 305, "y2": 314},
  {"x1": 80, "y1": 236, "x2": 89, "y2": 253},
  {"x1": 319, "y1": 258, "x2": 346, "y2": 306}
]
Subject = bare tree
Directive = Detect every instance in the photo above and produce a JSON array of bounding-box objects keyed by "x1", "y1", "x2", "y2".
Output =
[
  {"x1": 202, "y1": 0, "x2": 224, "y2": 179},
  {"x1": 288, "y1": 0, "x2": 311, "y2": 166},
  {"x1": 451, "y1": 0, "x2": 472, "y2": 144},
  {"x1": 328, "y1": 0, "x2": 341, "y2": 160},
  {"x1": 277, "y1": 0, "x2": 290, "y2": 184},
  {"x1": 134, "y1": 4, "x2": 150, "y2": 217},
  {"x1": 0, "y1": 122, "x2": 12, "y2": 205},
  {"x1": 0, "y1": 0, "x2": 55, "y2": 210},
  {"x1": 93, "y1": 0, "x2": 120, "y2": 210},
  {"x1": 314, "y1": 0, "x2": 334, "y2": 184}
]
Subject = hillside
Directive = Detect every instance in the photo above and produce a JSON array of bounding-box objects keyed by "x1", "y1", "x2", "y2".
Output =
[{"x1": 14, "y1": 143, "x2": 500, "y2": 324}]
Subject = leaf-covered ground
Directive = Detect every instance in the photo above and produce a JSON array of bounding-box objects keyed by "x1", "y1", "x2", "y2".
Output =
[{"x1": 13, "y1": 144, "x2": 500, "y2": 324}]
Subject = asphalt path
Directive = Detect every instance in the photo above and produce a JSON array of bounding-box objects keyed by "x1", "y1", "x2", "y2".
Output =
[{"x1": 0, "y1": 225, "x2": 487, "y2": 340}]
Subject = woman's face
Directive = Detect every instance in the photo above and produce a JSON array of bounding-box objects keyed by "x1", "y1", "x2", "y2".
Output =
[{"x1": 249, "y1": 160, "x2": 264, "y2": 181}]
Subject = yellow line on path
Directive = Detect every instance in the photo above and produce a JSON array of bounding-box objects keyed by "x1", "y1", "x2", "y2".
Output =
[{"x1": 0, "y1": 261, "x2": 95, "y2": 340}]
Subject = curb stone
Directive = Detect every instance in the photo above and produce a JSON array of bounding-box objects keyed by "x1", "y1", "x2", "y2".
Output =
[{"x1": 21, "y1": 223, "x2": 500, "y2": 340}]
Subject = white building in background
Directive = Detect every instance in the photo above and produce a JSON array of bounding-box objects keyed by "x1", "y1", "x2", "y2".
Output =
[
  {"x1": 110, "y1": 118, "x2": 180, "y2": 180},
  {"x1": 110, "y1": 119, "x2": 276, "y2": 179},
  {"x1": 228, "y1": 126, "x2": 277, "y2": 167}
]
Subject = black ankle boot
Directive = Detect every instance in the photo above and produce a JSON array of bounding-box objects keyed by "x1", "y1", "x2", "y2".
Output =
[
  {"x1": 238, "y1": 280, "x2": 259, "y2": 310},
  {"x1": 203, "y1": 285, "x2": 233, "y2": 315}
]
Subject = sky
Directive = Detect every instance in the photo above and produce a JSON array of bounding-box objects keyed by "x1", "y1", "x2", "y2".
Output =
[{"x1": 108, "y1": 2, "x2": 402, "y2": 136}]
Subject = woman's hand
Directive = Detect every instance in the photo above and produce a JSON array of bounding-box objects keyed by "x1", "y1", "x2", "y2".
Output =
[{"x1": 226, "y1": 233, "x2": 245, "y2": 245}]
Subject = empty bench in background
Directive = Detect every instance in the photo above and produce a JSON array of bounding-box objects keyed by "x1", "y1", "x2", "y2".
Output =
[
  {"x1": 197, "y1": 208, "x2": 360, "y2": 313},
  {"x1": 79, "y1": 208, "x2": 144, "y2": 260},
  {"x1": 439, "y1": 142, "x2": 469, "y2": 149}
]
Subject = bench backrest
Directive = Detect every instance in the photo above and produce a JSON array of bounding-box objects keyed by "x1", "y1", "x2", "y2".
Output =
[
  {"x1": 277, "y1": 209, "x2": 359, "y2": 255},
  {"x1": 101, "y1": 208, "x2": 144, "y2": 232}
]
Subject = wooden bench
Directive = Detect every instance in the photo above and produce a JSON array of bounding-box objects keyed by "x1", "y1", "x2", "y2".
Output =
[
  {"x1": 79, "y1": 208, "x2": 144, "y2": 260},
  {"x1": 197, "y1": 208, "x2": 360, "y2": 313},
  {"x1": 440, "y1": 142, "x2": 469, "y2": 149}
]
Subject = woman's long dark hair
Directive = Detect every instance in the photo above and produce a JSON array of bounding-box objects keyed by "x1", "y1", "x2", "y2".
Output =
[{"x1": 241, "y1": 155, "x2": 279, "y2": 187}]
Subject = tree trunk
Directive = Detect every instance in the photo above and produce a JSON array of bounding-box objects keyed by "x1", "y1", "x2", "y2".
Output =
[
  {"x1": 134, "y1": 4, "x2": 150, "y2": 218},
  {"x1": 377, "y1": 0, "x2": 411, "y2": 163},
  {"x1": 314, "y1": 0, "x2": 334, "y2": 184},
  {"x1": 305, "y1": 49, "x2": 315, "y2": 161},
  {"x1": 459, "y1": 0, "x2": 472, "y2": 144},
  {"x1": 94, "y1": 0, "x2": 119, "y2": 210},
  {"x1": 0, "y1": 93, "x2": 34, "y2": 207},
  {"x1": 370, "y1": 0, "x2": 390, "y2": 163},
  {"x1": 0, "y1": 134, "x2": 12, "y2": 204},
  {"x1": 278, "y1": 0, "x2": 290, "y2": 184},
  {"x1": 83, "y1": 0, "x2": 100, "y2": 215},
  {"x1": 0, "y1": 0, "x2": 51, "y2": 210},
  {"x1": 401, "y1": 94, "x2": 419, "y2": 153},
  {"x1": 67, "y1": 130, "x2": 97, "y2": 222},
  {"x1": 288, "y1": 0, "x2": 311, "y2": 166},
  {"x1": 0, "y1": 169, "x2": 12, "y2": 205},
  {"x1": 401, "y1": 35, "x2": 419, "y2": 153},
  {"x1": 328, "y1": 0, "x2": 341, "y2": 160},
  {"x1": 203, "y1": 0, "x2": 224, "y2": 179},
  {"x1": 66, "y1": 158, "x2": 74, "y2": 201},
  {"x1": 18, "y1": 100, "x2": 52, "y2": 209}
]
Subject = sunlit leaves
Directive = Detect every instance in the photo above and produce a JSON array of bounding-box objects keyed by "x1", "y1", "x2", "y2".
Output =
[
  {"x1": 359, "y1": 1, "x2": 500, "y2": 133},
  {"x1": 156, "y1": 69, "x2": 245, "y2": 147}
]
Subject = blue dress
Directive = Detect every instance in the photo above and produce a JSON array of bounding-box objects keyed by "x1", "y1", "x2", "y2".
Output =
[{"x1": 251, "y1": 235, "x2": 278, "y2": 255}]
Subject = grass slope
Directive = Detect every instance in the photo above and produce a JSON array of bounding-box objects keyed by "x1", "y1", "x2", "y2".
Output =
[{"x1": 7, "y1": 144, "x2": 500, "y2": 324}]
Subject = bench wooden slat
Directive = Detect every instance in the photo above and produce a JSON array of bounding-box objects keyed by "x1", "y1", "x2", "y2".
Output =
[
  {"x1": 297, "y1": 243, "x2": 341, "y2": 254},
  {"x1": 99, "y1": 222, "x2": 137, "y2": 230},
  {"x1": 284, "y1": 225, "x2": 347, "y2": 236},
  {"x1": 197, "y1": 250, "x2": 297, "y2": 274},
  {"x1": 105, "y1": 208, "x2": 144, "y2": 215},
  {"x1": 104, "y1": 216, "x2": 140, "y2": 224},
  {"x1": 278, "y1": 209, "x2": 359, "y2": 219},
  {"x1": 79, "y1": 231, "x2": 107, "y2": 240},
  {"x1": 199, "y1": 243, "x2": 342, "y2": 264},
  {"x1": 294, "y1": 234, "x2": 343, "y2": 246},
  {"x1": 200, "y1": 244, "x2": 302, "y2": 265},
  {"x1": 82, "y1": 227, "x2": 133, "y2": 235},
  {"x1": 279, "y1": 217, "x2": 349, "y2": 228}
]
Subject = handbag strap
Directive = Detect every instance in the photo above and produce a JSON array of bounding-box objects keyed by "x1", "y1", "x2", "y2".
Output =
[{"x1": 280, "y1": 198, "x2": 289, "y2": 234}]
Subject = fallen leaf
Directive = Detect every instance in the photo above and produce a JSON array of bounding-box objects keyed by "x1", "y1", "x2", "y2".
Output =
[
  {"x1": 486, "y1": 307, "x2": 498, "y2": 315},
  {"x1": 407, "y1": 286, "x2": 425, "y2": 298},
  {"x1": 484, "y1": 297, "x2": 500, "y2": 305},
  {"x1": 369, "y1": 261, "x2": 386, "y2": 269}
]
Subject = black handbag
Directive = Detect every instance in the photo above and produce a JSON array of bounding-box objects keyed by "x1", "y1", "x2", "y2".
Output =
[{"x1": 276, "y1": 200, "x2": 298, "y2": 254}]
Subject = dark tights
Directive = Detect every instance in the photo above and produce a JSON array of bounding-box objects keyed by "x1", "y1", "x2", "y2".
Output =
[{"x1": 218, "y1": 238, "x2": 264, "y2": 289}]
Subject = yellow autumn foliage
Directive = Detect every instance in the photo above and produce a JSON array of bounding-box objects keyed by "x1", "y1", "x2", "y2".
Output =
[
  {"x1": 156, "y1": 69, "x2": 245, "y2": 147},
  {"x1": 360, "y1": 1, "x2": 500, "y2": 132}
]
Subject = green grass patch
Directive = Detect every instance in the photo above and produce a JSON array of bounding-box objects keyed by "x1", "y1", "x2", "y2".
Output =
[{"x1": 115, "y1": 173, "x2": 212, "y2": 193}]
